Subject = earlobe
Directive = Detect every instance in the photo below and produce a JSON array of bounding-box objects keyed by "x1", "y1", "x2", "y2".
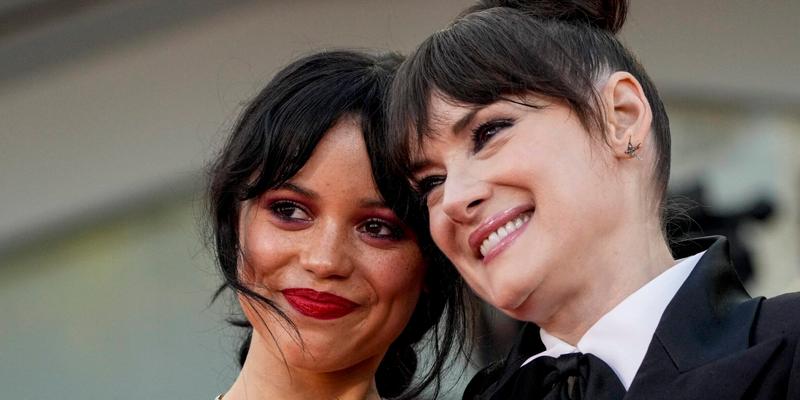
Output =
[{"x1": 601, "y1": 71, "x2": 652, "y2": 159}]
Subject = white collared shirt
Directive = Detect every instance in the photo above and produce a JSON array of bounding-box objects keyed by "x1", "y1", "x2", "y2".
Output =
[{"x1": 520, "y1": 251, "x2": 705, "y2": 389}]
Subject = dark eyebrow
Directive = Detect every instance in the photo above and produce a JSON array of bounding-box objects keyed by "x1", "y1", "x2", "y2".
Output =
[
  {"x1": 279, "y1": 182, "x2": 387, "y2": 209},
  {"x1": 451, "y1": 107, "x2": 483, "y2": 135},
  {"x1": 409, "y1": 106, "x2": 486, "y2": 175},
  {"x1": 276, "y1": 182, "x2": 318, "y2": 199},
  {"x1": 359, "y1": 198, "x2": 387, "y2": 209},
  {"x1": 409, "y1": 159, "x2": 430, "y2": 176}
]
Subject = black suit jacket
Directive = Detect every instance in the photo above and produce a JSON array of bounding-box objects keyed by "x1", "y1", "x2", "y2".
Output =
[{"x1": 464, "y1": 237, "x2": 800, "y2": 399}]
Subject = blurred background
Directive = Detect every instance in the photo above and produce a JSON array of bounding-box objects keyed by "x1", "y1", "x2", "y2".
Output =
[{"x1": 1, "y1": 0, "x2": 798, "y2": 398}]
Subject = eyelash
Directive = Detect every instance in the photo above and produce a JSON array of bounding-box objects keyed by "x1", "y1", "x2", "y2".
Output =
[
  {"x1": 268, "y1": 200, "x2": 311, "y2": 222},
  {"x1": 414, "y1": 175, "x2": 446, "y2": 202},
  {"x1": 412, "y1": 118, "x2": 515, "y2": 201},
  {"x1": 268, "y1": 199, "x2": 403, "y2": 241},
  {"x1": 358, "y1": 218, "x2": 404, "y2": 241},
  {"x1": 471, "y1": 118, "x2": 514, "y2": 152}
]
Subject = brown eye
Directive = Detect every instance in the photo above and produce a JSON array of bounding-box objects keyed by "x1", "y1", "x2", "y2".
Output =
[
  {"x1": 358, "y1": 219, "x2": 403, "y2": 240},
  {"x1": 471, "y1": 118, "x2": 514, "y2": 152},
  {"x1": 269, "y1": 200, "x2": 311, "y2": 221}
]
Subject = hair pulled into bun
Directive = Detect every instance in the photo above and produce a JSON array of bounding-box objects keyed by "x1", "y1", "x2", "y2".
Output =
[
  {"x1": 389, "y1": 0, "x2": 673, "y2": 229},
  {"x1": 461, "y1": 0, "x2": 628, "y2": 34}
]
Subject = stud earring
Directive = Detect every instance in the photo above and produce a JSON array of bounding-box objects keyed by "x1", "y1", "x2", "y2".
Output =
[{"x1": 625, "y1": 137, "x2": 642, "y2": 160}]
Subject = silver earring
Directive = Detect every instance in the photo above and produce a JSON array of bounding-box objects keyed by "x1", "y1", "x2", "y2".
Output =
[{"x1": 625, "y1": 137, "x2": 642, "y2": 160}]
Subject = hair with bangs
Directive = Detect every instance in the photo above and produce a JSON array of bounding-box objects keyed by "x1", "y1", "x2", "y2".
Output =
[
  {"x1": 207, "y1": 50, "x2": 470, "y2": 400},
  {"x1": 388, "y1": 0, "x2": 671, "y2": 216}
]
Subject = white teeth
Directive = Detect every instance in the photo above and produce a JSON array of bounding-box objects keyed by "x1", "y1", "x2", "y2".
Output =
[
  {"x1": 479, "y1": 213, "x2": 531, "y2": 257},
  {"x1": 497, "y1": 227, "x2": 509, "y2": 239}
]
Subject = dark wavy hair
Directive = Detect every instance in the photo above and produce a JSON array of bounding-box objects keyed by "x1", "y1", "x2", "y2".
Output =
[
  {"x1": 207, "y1": 50, "x2": 470, "y2": 399},
  {"x1": 387, "y1": 0, "x2": 672, "y2": 228}
]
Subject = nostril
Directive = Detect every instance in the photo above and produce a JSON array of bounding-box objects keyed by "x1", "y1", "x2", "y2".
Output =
[{"x1": 467, "y1": 199, "x2": 483, "y2": 209}]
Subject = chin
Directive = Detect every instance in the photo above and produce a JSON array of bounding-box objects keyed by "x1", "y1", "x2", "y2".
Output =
[
  {"x1": 496, "y1": 292, "x2": 537, "y2": 321},
  {"x1": 499, "y1": 296, "x2": 541, "y2": 322},
  {"x1": 482, "y1": 264, "x2": 549, "y2": 323},
  {"x1": 283, "y1": 343, "x2": 359, "y2": 372},
  {"x1": 480, "y1": 274, "x2": 529, "y2": 314},
  {"x1": 286, "y1": 328, "x2": 388, "y2": 372}
]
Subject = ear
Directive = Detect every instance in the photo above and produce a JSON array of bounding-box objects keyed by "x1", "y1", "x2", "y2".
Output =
[{"x1": 600, "y1": 71, "x2": 652, "y2": 160}]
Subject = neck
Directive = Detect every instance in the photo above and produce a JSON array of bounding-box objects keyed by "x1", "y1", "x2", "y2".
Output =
[
  {"x1": 537, "y1": 211, "x2": 675, "y2": 345},
  {"x1": 223, "y1": 330, "x2": 381, "y2": 400}
]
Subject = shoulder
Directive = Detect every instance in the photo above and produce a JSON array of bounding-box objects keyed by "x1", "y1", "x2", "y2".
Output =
[
  {"x1": 463, "y1": 360, "x2": 506, "y2": 400},
  {"x1": 754, "y1": 291, "x2": 800, "y2": 338},
  {"x1": 752, "y1": 292, "x2": 800, "y2": 347},
  {"x1": 751, "y1": 292, "x2": 800, "y2": 397},
  {"x1": 463, "y1": 322, "x2": 544, "y2": 399}
]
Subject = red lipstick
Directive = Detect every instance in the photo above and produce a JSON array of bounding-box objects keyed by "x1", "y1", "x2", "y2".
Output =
[{"x1": 282, "y1": 288, "x2": 358, "y2": 320}]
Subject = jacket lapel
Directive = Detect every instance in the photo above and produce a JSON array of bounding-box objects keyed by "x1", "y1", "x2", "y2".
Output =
[
  {"x1": 466, "y1": 322, "x2": 545, "y2": 400},
  {"x1": 468, "y1": 236, "x2": 782, "y2": 400},
  {"x1": 626, "y1": 236, "x2": 781, "y2": 399}
]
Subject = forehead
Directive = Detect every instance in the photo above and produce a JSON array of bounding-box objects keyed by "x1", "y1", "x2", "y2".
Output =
[
  {"x1": 410, "y1": 93, "x2": 553, "y2": 167},
  {"x1": 407, "y1": 95, "x2": 475, "y2": 169},
  {"x1": 420, "y1": 91, "x2": 542, "y2": 138},
  {"x1": 295, "y1": 118, "x2": 378, "y2": 192},
  {"x1": 423, "y1": 93, "x2": 480, "y2": 136}
]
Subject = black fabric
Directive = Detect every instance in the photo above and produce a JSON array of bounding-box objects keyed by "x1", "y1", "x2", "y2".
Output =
[
  {"x1": 489, "y1": 352, "x2": 625, "y2": 400},
  {"x1": 463, "y1": 323, "x2": 547, "y2": 400},
  {"x1": 464, "y1": 236, "x2": 800, "y2": 400}
]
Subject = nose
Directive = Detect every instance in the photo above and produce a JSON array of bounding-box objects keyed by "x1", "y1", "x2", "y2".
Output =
[
  {"x1": 299, "y1": 220, "x2": 354, "y2": 279},
  {"x1": 440, "y1": 167, "x2": 490, "y2": 224}
]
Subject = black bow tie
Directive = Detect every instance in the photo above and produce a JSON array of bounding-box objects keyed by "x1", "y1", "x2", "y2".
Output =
[{"x1": 488, "y1": 352, "x2": 626, "y2": 400}]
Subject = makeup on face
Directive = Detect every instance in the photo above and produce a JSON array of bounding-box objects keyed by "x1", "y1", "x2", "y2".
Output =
[
  {"x1": 237, "y1": 118, "x2": 426, "y2": 373},
  {"x1": 282, "y1": 288, "x2": 359, "y2": 320}
]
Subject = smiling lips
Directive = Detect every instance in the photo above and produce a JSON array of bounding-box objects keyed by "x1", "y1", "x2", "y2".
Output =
[
  {"x1": 468, "y1": 206, "x2": 533, "y2": 264},
  {"x1": 282, "y1": 288, "x2": 358, "y2": 320}
]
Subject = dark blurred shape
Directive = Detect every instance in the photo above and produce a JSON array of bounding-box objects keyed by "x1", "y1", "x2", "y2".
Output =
[{"x1": 666, "y1": 183, "x2": 775, "y2": 283}]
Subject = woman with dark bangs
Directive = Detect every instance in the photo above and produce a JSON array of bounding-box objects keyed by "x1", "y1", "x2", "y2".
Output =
[
  {"x1": 386, "y1": 1, "x2": 800, "y2": 399},
  {"x1": 208, "y1": 50, "x2": 468, "y2": 400}
]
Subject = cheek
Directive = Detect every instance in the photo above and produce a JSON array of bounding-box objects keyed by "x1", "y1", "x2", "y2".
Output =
[
  {"x1": 238, "y1": 294, "x2": 259, "y2": 324},
  {"x1": 427, "y1": 207, "x2": 455, "y2": 253},
  {"x1": 367, "y1": 246, "x2": 425, "y2": 309},
  {"x1": 238, "y1": 216, "x2": 295, "y2": 284},
  {"x1": 238, "y1": 239, "x2": 297, "y2": 297},
  {"x1": 237, "y1": 293, "x2": 277, "y2": 338},
  {"x1": 427, "y1": 211, "x2": 489, "y2": 295}
]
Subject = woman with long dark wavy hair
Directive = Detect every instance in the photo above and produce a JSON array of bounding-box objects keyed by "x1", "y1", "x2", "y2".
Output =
[
  {"x1": 387, "y1": 1, "x2": 800, "y2": 399},
  {"x1": 207, "y1": 50, "x2": 468, "y2": 400}
]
